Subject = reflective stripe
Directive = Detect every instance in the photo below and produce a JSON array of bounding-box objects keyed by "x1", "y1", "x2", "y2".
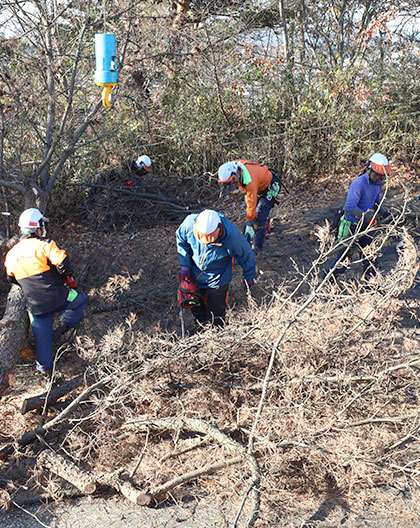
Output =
[
  {"x1": 241, "y1": 166, "x2": 252, "y2": 185},
  {"x1": 28, "y1": 310, "x2": 34, "y2": 324},
  {"x1": 67, "y1": 288, "x2": 78, "y2": 302}
]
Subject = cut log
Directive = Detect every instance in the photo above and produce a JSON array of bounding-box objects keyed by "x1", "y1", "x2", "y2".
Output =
[
  {"x1": 21, "y1": 374, "x2": 84, "y2": 414},
  {"x1": 38, "y1": 450, "x2": 96, "y2": 494},
  {"x1": 97, "y1": 472, "x2": 150, "y2": 505},
  {"x1": 0, "y1": 285, "x2": 28, "y2": 397}
]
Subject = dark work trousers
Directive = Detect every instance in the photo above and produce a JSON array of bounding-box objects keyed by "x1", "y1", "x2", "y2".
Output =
[
  {"x1": 30, "y1": 290, "x2": 88, "y2": 372},
  {"x1": 326, "y1": 223, "x2": 377, "y2": 280},
  {"x1": 253, "y1": 196, "x2": 276, "y2": 249},
  {"x1": 192, "y1": 283, "x2": 229, "y2": 327}
]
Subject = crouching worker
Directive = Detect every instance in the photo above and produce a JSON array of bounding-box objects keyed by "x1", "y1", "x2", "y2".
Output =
[
  {"x1": 4, "y1": 208, "x2": 88, "y2": 378},
  {"x1": 324, "y1": 153, "x2": 391, "y2": 281},
  {"x1": 176, "y1": 209, "x2": 256, "y2": 328}
]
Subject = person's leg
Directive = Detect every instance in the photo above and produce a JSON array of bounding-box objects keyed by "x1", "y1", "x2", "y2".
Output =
[
  {"x1": 205, "y1": 284, "x2": 229, "y2": 327},
  {"x1": 254, "y1": 197, "x2": 273, "y2": 250},
  {"x1": 323, "y1": 224, "x2": 359, "y2": 279},
  {"x1": 358, "y1": 233, "x2": 377, "y2": 279},
  {"x1": 30, "y1": 312, "x2": 54, "y2": 372},
  {"x1": 59, "y1": 290, "x2": 88, "y2": 328},
  {"x1": 192, "y1": 288, "x2": 209, "y2": 325}
]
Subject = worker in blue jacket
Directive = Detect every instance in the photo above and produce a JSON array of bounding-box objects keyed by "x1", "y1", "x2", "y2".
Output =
[
  {"x1": 176, "y1": 209, "x2": 256, "y2": 327},
  {"x1": 325, "y1": 153, "x2": 390, "y2": 280}
]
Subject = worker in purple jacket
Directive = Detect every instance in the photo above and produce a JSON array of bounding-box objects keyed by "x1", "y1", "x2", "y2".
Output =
[{"x1": 324, "y1": 153, "x2": 391, "y2": 280}]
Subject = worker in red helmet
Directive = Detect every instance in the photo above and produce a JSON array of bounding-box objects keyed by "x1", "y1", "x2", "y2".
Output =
[
  {"x1": 324, "y1": 153, "x2": 391, "y2": 280},
  {"x1": 176, "y1": 209, "x2": 256, "y2": 327},
  {"x1": 218, "y1": 160, "x2": 283, "y2": 253},
  {"x1": 4, "y1": 209, "x2": 87, "y2": 379}
]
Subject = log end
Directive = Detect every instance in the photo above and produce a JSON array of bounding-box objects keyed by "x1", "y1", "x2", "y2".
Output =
[
  {"x1": 82, "y1": 482, "x2": 97, "y2": 494},
  {"x1": 136, "y1": 493, "x2": 151, "y2": 506}
]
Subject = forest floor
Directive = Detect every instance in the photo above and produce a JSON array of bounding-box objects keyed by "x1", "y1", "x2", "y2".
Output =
[{"x1": 1, "y1": 164, "x2": 419, "y2": 527}]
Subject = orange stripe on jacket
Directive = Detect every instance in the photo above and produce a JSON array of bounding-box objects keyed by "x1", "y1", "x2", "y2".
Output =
[
  {"x1": 5, "y1": 238, "x2": 67, "y2": 280},
  {"x1": 236, "y1": 160, "x2": 273, "y2": 222}
]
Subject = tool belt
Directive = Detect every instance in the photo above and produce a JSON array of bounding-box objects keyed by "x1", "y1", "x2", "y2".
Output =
[{"x1": 262, "y1": 173, "x2": 282, "y2": 202}]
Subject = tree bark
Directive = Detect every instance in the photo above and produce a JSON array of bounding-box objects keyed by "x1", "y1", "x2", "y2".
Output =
[
  {"x1": 21, "y1": 374, "x2": 84, "y2": 414},
  {"x1": 38, "y1": 450, "x2": 97, "y2": 494},
  {"x1": 97, "y1": 472, "x2": 150, "y2": 505},
  {"x1": 0, "y1": 285, "x2": 28, "y2": 397}
]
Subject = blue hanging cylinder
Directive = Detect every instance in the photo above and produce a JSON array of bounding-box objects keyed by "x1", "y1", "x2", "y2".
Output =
[{"x1": 95, "y1": 34, "x2": 118, "y2": 107}]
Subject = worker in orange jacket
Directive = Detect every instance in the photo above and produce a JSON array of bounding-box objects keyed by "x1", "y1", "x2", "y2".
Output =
[
  {"x1": 218, "y1": 160, "x2": 282, "y2": 251},
  {"x1": 4, "y1": 208, "x2": 87, "y2": 378}
]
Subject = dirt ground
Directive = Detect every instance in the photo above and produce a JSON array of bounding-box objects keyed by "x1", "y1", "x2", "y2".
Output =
[{"x1": 1, "y1": 165, "x2": 419, "y2": 527}]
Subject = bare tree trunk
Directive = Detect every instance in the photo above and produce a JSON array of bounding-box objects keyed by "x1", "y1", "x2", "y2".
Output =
[{"x1": 0, "y1": 285, "x2": 28, "y2": 396}]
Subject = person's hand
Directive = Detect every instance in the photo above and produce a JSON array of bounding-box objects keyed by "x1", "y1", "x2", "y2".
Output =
[
  {"x1": 179, "y1": 266, "x2": 191, "y2": 280},
  {"x1": 364, "y1": 210, "x2": 377, "y2": 227},
  {"x1": 64, "y1": 275, "x2": 76, "y2": 288},
  {"x1": 245, "y1": 225, "x2": 255, "y2": 242}
]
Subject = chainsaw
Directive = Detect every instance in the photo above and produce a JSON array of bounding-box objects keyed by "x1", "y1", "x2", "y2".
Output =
[{"x1": 177, "y1": 276, "x2": 202, "y2": 338}]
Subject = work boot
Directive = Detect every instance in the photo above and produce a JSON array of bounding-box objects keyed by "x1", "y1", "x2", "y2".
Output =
[{"x1": 52, "y1": 322, "x2": 71, "y2": 342}]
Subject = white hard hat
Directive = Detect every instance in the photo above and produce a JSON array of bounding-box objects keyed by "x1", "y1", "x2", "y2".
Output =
[
  {"x1": 218, "y1": 161, "x2": 240, "y2": 182},
  {"x1": 18, "y1": 208, "x2": 48, "y2": 231},
  {"x1": 369, "y1": 153, "x2": 390, "y2": 176},
  {"x1": 195, "y1": 210, "x2": 221, "y2": 235},
  {"x1": 135, "y1": 154, "x2": 152, "y2": 172}
]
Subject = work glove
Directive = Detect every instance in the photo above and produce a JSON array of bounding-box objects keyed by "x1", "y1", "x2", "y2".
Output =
[
  {"x1": 64, "y1": 275, "x2": 76, "y2": 288},
  {"x1": 244, "y1": 224, "x2": 255, "y2": 242},
  {"x1": 179, "y1": 266, "x2": 191, "y2": 280},
  {"x1": 364, "y1": 210, "x2": 377, "y2": 228}
]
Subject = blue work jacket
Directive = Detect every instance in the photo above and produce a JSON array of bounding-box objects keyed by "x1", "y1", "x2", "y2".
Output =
[
  {"x1": 344, "y1": 172, "x2": 383, "y2": 222},
  {"x1": 176, "y1": 213, "x2": 256, "y2": 289}
]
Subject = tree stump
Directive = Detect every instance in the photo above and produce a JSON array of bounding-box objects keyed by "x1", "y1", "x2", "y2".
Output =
[{"x1": 0, "y1": 285, "x2": 28, "y2": 396}]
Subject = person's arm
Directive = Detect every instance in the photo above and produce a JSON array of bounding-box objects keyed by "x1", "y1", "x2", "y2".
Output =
[
  {"x1": 43, "y1": 240, "x2": 72, "y2": 275},
  {"x1": 245, "y1": 181, "x2": 259, "y2": 223},
  {"x1": 344, "y1": 181, "x2": 364, "y2": 219},
  {"x1": 176, "y1": 222, "x2": 193, "y2": 268},
  {"x1": 226, "y1": 227, "x2": 256, "y2": 283}
]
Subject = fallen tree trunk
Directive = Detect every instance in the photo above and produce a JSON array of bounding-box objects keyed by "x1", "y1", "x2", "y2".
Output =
[
  {"x1": 38, "y1": 449, "x2": 97, "y2": 494},
  {"x1": 0, "y1": 285, "x2": 28, "y2": 397},
  {"x1": 21, "y1": 374, "x2": 84, "y2": 414},
  {"x1": 68, "y1": 182, "x2": 204, "y2": 206}
]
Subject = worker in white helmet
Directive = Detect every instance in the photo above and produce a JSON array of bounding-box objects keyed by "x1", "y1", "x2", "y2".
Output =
[
  {"x1": 324, "y1": 153, "x2": 391, "y2": 280},
  {"x1": 218, "y1": 159, "x2": 283, "y2": 252},
  {"x1": 126, "y1": 154, "x2": 153, "y2": 186},
  {"x1": 176, "y1": 209, "x2": 256, "y2": 327},
  {"x1": 4, "y1": 209, "x2": 88, "y2": 379}
]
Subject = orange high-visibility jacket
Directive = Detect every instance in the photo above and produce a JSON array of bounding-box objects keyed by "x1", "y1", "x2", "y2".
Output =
[
  {"x1": 5, "y1": 235, "x2": 71, "y2": 315},
  {"x1": 235, "y1": 160, "x2": 273, "y2": 222}
]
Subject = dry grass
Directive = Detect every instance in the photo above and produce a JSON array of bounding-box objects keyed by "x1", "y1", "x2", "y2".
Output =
[{"x1": 1, "y1": 176, "x2": 420, "y2": 526}]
